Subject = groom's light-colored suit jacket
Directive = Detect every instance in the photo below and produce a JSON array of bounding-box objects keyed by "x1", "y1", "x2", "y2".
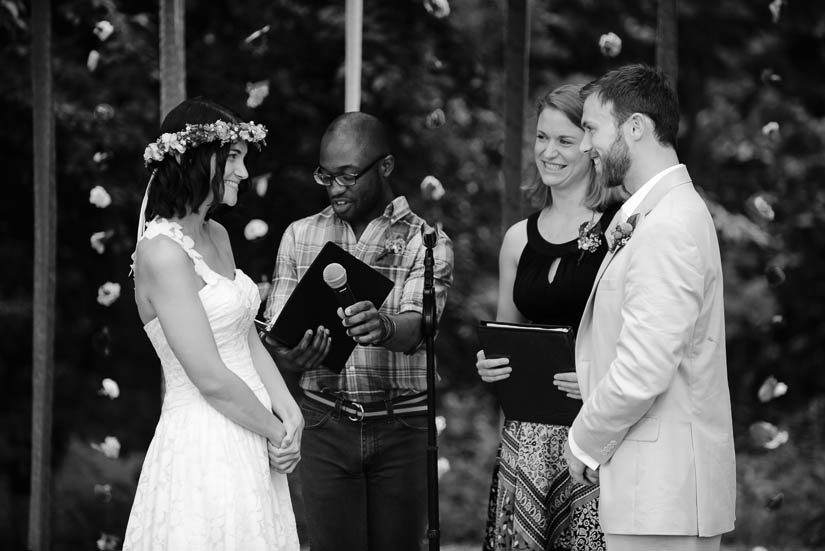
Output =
[{"x1": 571, "y1": 165, "x2": 736, "y2": 537}]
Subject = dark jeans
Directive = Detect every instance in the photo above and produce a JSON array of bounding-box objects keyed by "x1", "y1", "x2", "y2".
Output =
[{"x1": 300, "y1": 399, "x2": 428, "y2": 551}]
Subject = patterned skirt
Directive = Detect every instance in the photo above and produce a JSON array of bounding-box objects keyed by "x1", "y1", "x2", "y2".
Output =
[{"x1": 482, "y1": 421, "x2": 605, "y2": 551}]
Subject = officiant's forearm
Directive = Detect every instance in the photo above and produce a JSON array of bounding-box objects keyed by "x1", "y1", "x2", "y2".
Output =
[{"x1": 381, "y1": 311, "x2": 424, "y2": 353}]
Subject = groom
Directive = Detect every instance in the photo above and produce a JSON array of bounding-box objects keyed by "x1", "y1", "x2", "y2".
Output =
[{"x1": 563, "y1": 64, "x2": 736, "y2": 551}]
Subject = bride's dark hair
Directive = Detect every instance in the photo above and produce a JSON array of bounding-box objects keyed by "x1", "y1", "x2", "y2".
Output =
[{"x1": 145, "y1": 97, "x2": 243, "y2": 220}]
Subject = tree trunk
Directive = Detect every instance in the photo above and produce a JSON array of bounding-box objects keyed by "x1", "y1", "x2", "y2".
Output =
[
  {"x1": 159, "y1": 0, "x2": 186, "y2": 120},
  {"x1": 29, "y1": 0, "x2": 56, "y2": 548},
  {"x1": 656, "y1": 0, "x2": 678, "y2": 85},
  {"x1": 502, "y1": 0, "x2": 531, "y2": 233}
]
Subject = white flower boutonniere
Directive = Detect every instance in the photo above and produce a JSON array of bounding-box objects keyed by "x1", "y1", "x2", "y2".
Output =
[
  {"x1": 607, "y1": 213, "x2": 641, "y2": 254},
  {"x1": 376, "y1": 232, "x2": 407, "y2": 261}
]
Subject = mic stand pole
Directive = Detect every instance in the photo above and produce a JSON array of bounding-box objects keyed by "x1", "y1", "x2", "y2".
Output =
[{"x1": 421, "y1": 225, "x2": 440, "y2": 551}]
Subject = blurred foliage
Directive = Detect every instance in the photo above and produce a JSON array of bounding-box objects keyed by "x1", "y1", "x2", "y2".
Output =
[{"x1": 1, "y1": 0, "x2": 824, "y2": 548}]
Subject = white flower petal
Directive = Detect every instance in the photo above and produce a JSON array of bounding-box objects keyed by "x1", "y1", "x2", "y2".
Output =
[
  {"x1": 96, "y1": 282, "x2": 121, "y2": 307},
  {"x1": 99, "y1": 378, "x2": 120, "y2": 399},
  {"x1": 89, "y1": 186, "x2": 112, "y2": 208},
  {"x1": 244, "y1": 219, "x2": 269, "y2": 241}
]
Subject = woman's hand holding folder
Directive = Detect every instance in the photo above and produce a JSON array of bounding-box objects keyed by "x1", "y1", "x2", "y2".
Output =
[
  {"x1": 552, "y1": 372, "x2": 582, "y2": 400},
  {"x1": 476, "y1": 350, "x2": 512, "y2": 382}
]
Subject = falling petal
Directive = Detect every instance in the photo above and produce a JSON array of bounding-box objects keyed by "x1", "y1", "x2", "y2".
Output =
[
  {"x1": 765, "y1": 492, "x2": 784, "y2": 511},
  {"x1": 246, "y1": 80, "x2": 270, "y2": 108},
  {"x1": 768, "y1": 0, "x2": 784, "y2": 24},
  {"x1": 94, "y1": 483, "x2": 112, "y2": 502},
  {"x1": 749, "y1": 421, "x2": 788, "y2": 449},
  {"x1": 92, "y1": 151, "x2": 110, "y2": 164},
  {"x1": 425, "y1": 108, "x2": 446, "y2": 129},
  {"x1": 97, "y1": 282, "x2": 121, "y2": 307},
  {"x1": 420, "y1": 175, "x2": 446, "y2": 201},
  {"x1": 761, "y1": 121, "x2": 780, "y2": 138},
  {"x1": 96, "y1": 532, "x2": 121, "y2": 551},
  {"x1": 751, "y1": 195, "x2": 776, "y2": 221},
  {"x1": 599, "y1": 32, "x2": 623, "y2": 57},
  {"x1": 423, "y1": 0, "x2": 451, "y2": 18},
  {"x1": 435, "y1": 415, "x2": 447, "y2": 435},
  {"x1": 253, "y1": 173, "x2": 270, "y2": 197},
  {"x1": 757, "y1": 376, "x2": 788, "y2": 403},
  {"x1": 244, "y1": 219, "x2": 269, "y2": 241},
  {"x1": 760, "y1": 69, "x2": 782, "y2": 85},
  {"x1": 99, "y1": 378, "x2": 120, "y2": 399},
  {"x1": 244, "y1": 24, "x2": 271, "y2": 44},
  {"x1": 91, "y1": 436, "x2": 121, "y2": 459},
  {"x1": 87, "y1": 50, "x2": 100, "y2": 72},
  {"x1": 764, "y1": 265, "x2": 786, "y2": 287},
  {"x1": 93, "y1": 20, "x2": 114, "y2": 42},
  {"x1": 437, "y1": 457, "x2": 450, "y2": 478},
  {"x1": 94, "y1": 103, "x2": 115, "y2": 120},
  {"x1": 89, "y1": 185, "x2": 111, "y2": 208}
]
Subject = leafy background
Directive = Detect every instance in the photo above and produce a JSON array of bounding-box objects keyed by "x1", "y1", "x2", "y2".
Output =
[{"x1": 1, "y1": 0, "x2": 824, "y2": 549}]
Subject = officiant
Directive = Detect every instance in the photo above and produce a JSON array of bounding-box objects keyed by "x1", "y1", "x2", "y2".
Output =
[{"x1": 263, "y1": 112, "x2": 454, "y2": 551}]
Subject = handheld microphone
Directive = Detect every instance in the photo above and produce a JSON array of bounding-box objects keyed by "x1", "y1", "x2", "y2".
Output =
[{"x1": 322, "y1": 262, "x2": 356, "y2": 310}]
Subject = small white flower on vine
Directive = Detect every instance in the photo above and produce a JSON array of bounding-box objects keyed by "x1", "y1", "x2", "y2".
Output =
[
  {"x1": 435, "y1": 415, "x2": 447, "y2": 435},
  {"x1": 89, "y1": 186, "x2": 111, "y2": 208},
  {"x1": 244, "y1": 219, "x2": 269, "y2": 241},
  {"x1": 253, "y1": 173, "x2": 270, "y2": 197},
  {"x1": 87, "y1": 49, "x2": 100, "y2": 72},
  {"x1": 752, "y1": 195, "x2": 775, "y2": 221},
  {"x1": 768, "y1": 0, "x2": 785, "y2": 24},
  {"x1": 437, "y1": 457, "x2": 450, "y2": 478},
  {"x1": 92, "y1": 151, "x2": 110, "y2": 164},
  {"x1": 93, "y1": 20, "x2": 114, "y2": 42},
  {"x1": 97, "y1": 282, "x2": 121, "y2": 307},
  {"x1": 420, "y1": 175, "x2": 446, "y2": 201},
  {"x1": 244, "y1": 24, "x2": 271, "y2": 44},
  {"x1": 246, "y1": 80, "x2": 270, "y2": 108},
  {"x1": 424, "y1": 0, "x2": 451, "y2": 19},
  {"x1": 761, "y1": 121, "x2": 780, "y2": 137},
  {"x1": 599, "y1": 32, "x2": 622, "y2": 58},
  {"x1": 96, "y1": 532, "x2": 121, "y2": 550},
  {"x1": 91, "y1": 436, "x2": 121, "y2": 459},
  {"x1": 425, "y1": 108, "x2": 446, "y2": 129},
  {"x1": 99, "y1": 378, "x2": 120, "y2": 399},
  {"x1": 90, "y1": 231, "x2": 109, "y2": 254}
]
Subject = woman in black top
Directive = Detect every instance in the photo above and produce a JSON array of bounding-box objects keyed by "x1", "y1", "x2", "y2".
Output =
[{"x1": 478, "y1": 84, "x2": 623, "y2": 551}]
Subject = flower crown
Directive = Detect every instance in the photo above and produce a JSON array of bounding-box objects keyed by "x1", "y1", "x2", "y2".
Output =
[{"x1": 143, "y1": 120, "x2": 267, "y2": 166}]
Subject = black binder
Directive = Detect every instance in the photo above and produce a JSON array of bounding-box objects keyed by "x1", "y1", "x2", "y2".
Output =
[
  {"x1": 263, "y1": 241, "x2": 394, "y2": 373},
  {"x1": 477, "y1": 320, "x2": 581, "y2": 425}
]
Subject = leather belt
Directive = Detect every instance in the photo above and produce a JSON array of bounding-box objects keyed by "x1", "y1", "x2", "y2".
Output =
[{"x1": 304, "y1": 390, "x2": 428, "y2": 422}]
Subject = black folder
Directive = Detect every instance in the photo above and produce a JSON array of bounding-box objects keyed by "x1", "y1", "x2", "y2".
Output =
[
  {"x1": 263, "y1": 241, "x2": 394, "y2": 373},
  {"x1": 477, "y1": 320, "x2": 581, "y2": 425}
]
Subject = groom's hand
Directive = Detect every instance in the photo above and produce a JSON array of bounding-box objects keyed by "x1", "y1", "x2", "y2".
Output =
[{"x1": 564, "y1": 439, "x2": 590, "y2": 485}]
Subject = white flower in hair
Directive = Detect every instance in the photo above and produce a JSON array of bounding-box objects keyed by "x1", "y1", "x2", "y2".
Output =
[{"x1": 143, "y1": 121, "x2": 267, "y2": 166}]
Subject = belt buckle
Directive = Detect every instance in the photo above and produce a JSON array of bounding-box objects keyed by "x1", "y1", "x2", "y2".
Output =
[{"x1": 347, "y1": 402, "x2": 365, "y2": 422}]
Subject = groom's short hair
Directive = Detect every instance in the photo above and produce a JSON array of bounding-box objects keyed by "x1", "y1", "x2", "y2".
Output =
[{"x1": 582, "y1": 64, "x2": 679, "y2": 148}]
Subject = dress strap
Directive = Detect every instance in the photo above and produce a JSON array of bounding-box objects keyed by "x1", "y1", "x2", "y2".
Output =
[{"x1": 137, "y1": 218, "x2": 220, "y2": 285}]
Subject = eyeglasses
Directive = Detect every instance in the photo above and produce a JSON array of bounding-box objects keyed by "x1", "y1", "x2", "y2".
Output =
[{"x1": 313, "y1": 154, "x2": 388, "y2": 187}]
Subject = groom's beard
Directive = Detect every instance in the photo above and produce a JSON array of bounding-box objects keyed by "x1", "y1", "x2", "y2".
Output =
[{"x1": 602, "y1": 132, "x2": 631, "y2": 189}]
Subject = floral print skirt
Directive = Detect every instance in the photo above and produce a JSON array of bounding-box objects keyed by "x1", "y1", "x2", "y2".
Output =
[{"x1": 482, "y1": 421, "x2": 605, "y2": 551}]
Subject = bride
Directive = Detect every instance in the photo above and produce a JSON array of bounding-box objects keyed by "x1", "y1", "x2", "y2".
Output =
[{"x1": 123, "y1": 97, "x2": 301, "y2": 550}]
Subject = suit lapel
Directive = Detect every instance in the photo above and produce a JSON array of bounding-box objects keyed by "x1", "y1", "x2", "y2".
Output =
[{"x1": 581, "y1": 165, "x2": 694, "y2": 318}]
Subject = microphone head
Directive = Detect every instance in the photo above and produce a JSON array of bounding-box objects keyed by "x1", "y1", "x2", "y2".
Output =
[{"x1": 322, "y1": 262, "x2": 347, "y2": 289}]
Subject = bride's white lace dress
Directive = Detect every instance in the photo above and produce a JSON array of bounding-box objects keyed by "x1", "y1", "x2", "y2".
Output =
[{"x1": 123, "y1": 218, "x2": 299, "y2": 551}]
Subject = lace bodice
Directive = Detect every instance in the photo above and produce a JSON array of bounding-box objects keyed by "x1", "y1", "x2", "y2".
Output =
[{"x1": 137, "y1": 218, "x2": 264, "y2": 410}]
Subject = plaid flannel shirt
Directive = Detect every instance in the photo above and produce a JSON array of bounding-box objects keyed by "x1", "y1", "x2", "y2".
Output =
[{"x1": 264, "y1": 196, "x2": 453, "y2": 402}]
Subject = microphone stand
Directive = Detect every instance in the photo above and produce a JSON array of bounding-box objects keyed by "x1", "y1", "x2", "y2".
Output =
[{"x1": 421, "y1": 225, "x2": 440, "y2": 551}]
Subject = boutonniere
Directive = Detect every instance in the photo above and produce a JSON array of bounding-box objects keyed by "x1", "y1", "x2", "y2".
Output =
[
  {"x1": 577, "y1": 219, "x2": 602, "y2": 264},
  {"x1": 608, "y1": 213, "x2": 641, "y2": 254},
  {"x1": 376, "y1": 232, "x2": 407, "y2": 261}
]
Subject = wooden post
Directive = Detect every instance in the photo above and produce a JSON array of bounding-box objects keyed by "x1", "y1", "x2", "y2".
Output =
[
  {"x1": 344, "y1": 0, "x2": 363, "y2": 112},
  {"x1": 159, "y1": 0, "x2": 186, "y2": 120},
  {"x1": 656, "y1": 0, "x2": 678, "y2": 85},
  {"x1": 502, "y1": 0, "x2": 531, "y2": 232},
  {"x1": 29, "y1": 0, "x2": 56, "y2": 549}
]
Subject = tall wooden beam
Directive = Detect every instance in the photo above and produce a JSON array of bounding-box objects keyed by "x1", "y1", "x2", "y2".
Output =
[
  {"x1": 159, "y1": 0, "x2": 186, "y2": 120},
  {"x1": 656, "y1": 0, "x2": 678, "y2": 85},
  {"x1": 29, "y1": 0, "x2": 56, "y2": 549},
  {"x1": 502, "y1": 0, "x2": 531, "y2": 232},
  {"x1": 344, "y1": 0, "x2": 363, "y2": 112}
]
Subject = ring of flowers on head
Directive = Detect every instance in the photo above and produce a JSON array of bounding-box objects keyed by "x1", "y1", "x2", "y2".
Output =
[{"x1": 142, "y1": 120, "x2": 268, "y2": 166}]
